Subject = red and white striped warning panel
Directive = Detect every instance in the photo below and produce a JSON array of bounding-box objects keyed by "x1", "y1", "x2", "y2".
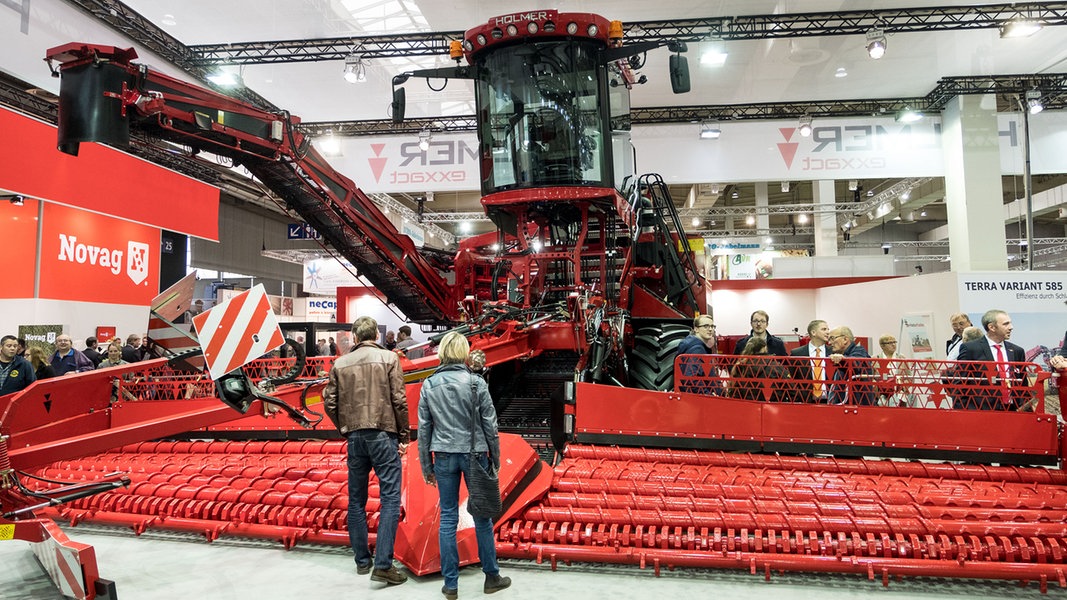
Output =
[
  {"x1": 193, "y1": 284, "x2": 285, "y2": 380},
  {"x1": 31, "y1": 538, "x2": 87, "y2": 599}
]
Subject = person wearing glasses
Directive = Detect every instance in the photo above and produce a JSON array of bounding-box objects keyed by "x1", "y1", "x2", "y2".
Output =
[
  {"x1": 875, "y1": 334, "x2": 913, "y2": 407},
  {"x1": 732, "y1": 310, "x2": 788, "y2": 357},
  {"x1": 675, "y1": 315, "x2": 723, "y2": 395},
  {"x1": 50, "y1": 334, "x2": 95, "y2": 376},
  {"x1": 826, "y1": 326, "x2": 876, "y2": 406}
]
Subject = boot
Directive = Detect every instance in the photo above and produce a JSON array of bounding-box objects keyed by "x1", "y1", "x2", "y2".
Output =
[
  {"x1": 441, "y1": 585, "x2": 458, "y2": 599},
  {"x1": 370, "y1": 565, "x2": 407, "y2": 585},
  {"x1": 484, "y1": 573, "x2": 512, "y2": 594}
]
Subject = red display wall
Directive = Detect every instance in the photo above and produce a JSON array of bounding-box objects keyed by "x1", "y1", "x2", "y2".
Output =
[
  {"x1": 0, "y1": 198, "x2": 38, "y2": 299},
  {"x1": 38, "y1": 203, "x2": 160, "y2": 304},
  {"x1": 0, "y1": 106, "x2": 219, "y2": 241}
]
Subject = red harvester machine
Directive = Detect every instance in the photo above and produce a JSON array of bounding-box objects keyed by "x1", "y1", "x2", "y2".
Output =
[{"x1": 3, "y1": 9, "x2": 1067, "y2": 598}]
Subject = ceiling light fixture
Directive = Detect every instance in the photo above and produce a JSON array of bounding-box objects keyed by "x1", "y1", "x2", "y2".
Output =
[
  {"x1": 700, "y1": 48, "x2": 728, "y2": 67},
  {"x1": 745, "y1": 214, "x2": 755, "y2": 226},
  {"x1": 1026, "y1": 89, "x2": 1044, "y2": 114},
  {"x1": 343, "y1": 53, "x2": 367, "y2": 83},
  {"x1": 834, "y1": 67, "x2": 848, "y2": 78},
  {"x1": 900, "y1": 190, "x2": 911, "y2": 200},
  {"x1": 418, "y1": 129, "x2": 432, "y2": 151},
  {"x1": 207, "y1": 67, "x2": 242, "y2": 87},
  {"x1": 798, "y1": 115, "x2": 813, "y2": 137},
  {"x1": 691, "y1": 217, "x2": 702, "y2": 227},
  {"x1": 1000, "y1": 20, "x2": 1043, "y2": 38},
  {"x1": 848, "y1": 180, "x2": 858, "y2": 191},
  {"x1": 318, "y1": 132, "x2": 342, "y2": 157},
  {"x1": 895, "y1": 107, "x2": 923, "y2": 123},
  {"x1": 731, "y1": 190, "x2": 740, "y2": 199},
  {"x1": 865, "y1": 29, "x2": 887, "y2": 59},
  {"x1": 781, "y1": 181, "x2": 790, "y2": 193},
  {"x1": 699, "y1": 121, "x2": 721, "y2": 139},
  {"x1": 6, "y1": 194, "x2": 25, "y2": 206},
  {"x1": 797, "y1": 213, "x2": 809, "y2": 224}
]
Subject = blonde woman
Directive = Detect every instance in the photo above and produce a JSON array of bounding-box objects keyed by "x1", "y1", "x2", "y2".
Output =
[{"x1": 417, "y1": 332, "x2": 510, "y2": 599}]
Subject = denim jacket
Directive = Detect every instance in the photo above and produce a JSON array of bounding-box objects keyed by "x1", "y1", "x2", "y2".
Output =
[{"x1": 417, "y1": 363, "x2": 500, "y2": 478}]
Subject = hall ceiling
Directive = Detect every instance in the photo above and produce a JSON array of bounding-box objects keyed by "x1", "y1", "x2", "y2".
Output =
[{"x1": 3, "y1": 0, "x2": 1066, "y2": 262}]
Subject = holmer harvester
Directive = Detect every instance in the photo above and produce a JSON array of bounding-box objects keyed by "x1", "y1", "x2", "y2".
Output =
[{"x1": 4, "y1": 9, "x2": 1067, "y2": 599}]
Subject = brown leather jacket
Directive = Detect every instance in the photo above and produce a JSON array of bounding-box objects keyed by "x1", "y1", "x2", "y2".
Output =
[{"x1": 323, "y1": 341, "x2": 409, "y2": 442}]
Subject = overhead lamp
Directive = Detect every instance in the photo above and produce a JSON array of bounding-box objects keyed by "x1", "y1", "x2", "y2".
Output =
[
  {"x1": 834, "y1": 67, "x2": 848, "y2": 78},
  {"x1": 1000, "y1": 20, "x2": 1042, "y2": 38},
  {"x1": 691, "y1": 217, "x2": 702, "y2": 227},
  {"x1": 895, "y1": 107, "x2": 922, "y2": 123},
  {"x1": 798, "y1": 115, "x2": 812, "y2": 137},
  {"x1": 700, "y1": 48, "x2": 728, "y2": 67},
  {"x1": 780, "y1": 181, "x2": 790, "y2": 193},
  {"x1": 731, "y1": 190, "x2": 740, "y2": 199},
  {"x1": 881, "y1": 243, "x2": 891, "y2": 255},
  {"x1": 848, "y1": 180, "x2": 858, "y2": 191},
  {"x1": 865, "y1": 29, "x2": 887, "y2": 59},
  {"x1": 1026, "y1": 89, "x2": 1044, "y2": 114},
  {"x1": 710, "y1": 183, "x2": 720, "y2": 195},
  {"x1": 458, "y1": 221, "x2": 472, "y2": 234},
  {"x1": 699, "y1": 121, "x2": 721, "y2": 139},
  {"x1": 900, "y1": 190, "x2": 911, "y2": 201},
  {"x1": 207, "y1": 67, "x2": 242, "y2": 87},
  {"x1": 6, "y1": 194, "x2": 25, "y2": 206},
  {"x1": 343, "y1": 53, "x2": 367, "y2": 83},
  {"x1": 418, "y1": 130, "x2": 432, "y2": 151},
  {"x1": 318, "y1": 133, "x2": 342, "y2": 157},
  {"x1": 745, "y1": 214, "x2": 755, "y2": 226},
  {"x1": 920, "y1": 210, "x2": 927, "y2": 217},
  {"x1": 797, "y1": 213, "x2": 808, "y2": 224}
]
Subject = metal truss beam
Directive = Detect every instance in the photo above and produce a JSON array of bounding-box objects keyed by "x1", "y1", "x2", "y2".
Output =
[
  {"x1": 300, "y1": 74, "x2": 1067, "y2": 138},
  {"x1": 183, "y1": 3, "x2": 1067, "y2": 65}
]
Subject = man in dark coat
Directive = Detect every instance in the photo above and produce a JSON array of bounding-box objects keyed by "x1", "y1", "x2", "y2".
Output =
[
  {"x1": 956, "y1": 309, "x2": 1027, "y2": 410},
  {"x1": 733, "y1": 310, "x2": 788, "y2": 357}
]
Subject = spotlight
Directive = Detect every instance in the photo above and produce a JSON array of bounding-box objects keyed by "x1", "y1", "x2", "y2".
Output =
[
  {"x1": 848, "y1": 180, "x2": 858, "y2": 191},
  {"x1": 1026, "y1": 89, "x2": 1044, "y2": 114},
  {"x1": 798, "y1": 115, "x2": 812, "y2": 137},
  {"x1": 895, "y1": 107, "x2": 922, "y2": 123},
  {"x1": 1000, "y1": 20, "x2": 1042, "y2": 38},
  {"x1": 207, "y1": 68, "x2": 242, "y2": 87},
  {"x1": 745, "y1": 214, "x2": 755, "y2": 226},
  {"x1": 418, "y1": 130, "x2": 432, "y2": 151},
  {"x1": 343, "y1": 53, "x2": 366, "y2": 83},
  {"x1": 865, "y1": 29, "x2": 886, "y2": 59},
  {"x1": 7, "y1": 194, "x2": 25, "y2": 206},
  {"x1": 691, "y1": 217, "x2": 702, "y2": 227},
  {"x1": 797, "y1": 213, "x2": 808, "y2": 224},
  {"x1": 700, "y1": 48, "x2": 728, "y2": 67},
  {"x1": 781, "y1": 181, "x2": 790, "y2": 193},
  {"x1": 699, "y1": 121, "x2": 721, "y2": 139},
  {"x1": 834, "y1": 67, "x2": 848, "y2": 78},
  {"x1": 900, "y1": 190, "x2": 911, "y2": 201},
  {"x1": 731, "y1": 190, "x2": 739, "y2": 199},
  {"x1": 318, "y1": 133, "x2": 342, "y2": 157},
  {"x1": 881, "y1": 243, "x2": 891, "y2": 255}
]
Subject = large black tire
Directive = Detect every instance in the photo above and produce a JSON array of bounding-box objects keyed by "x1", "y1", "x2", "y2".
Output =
[{"x1": 629, "y1": 324, "x2": 691, "y2": 391}]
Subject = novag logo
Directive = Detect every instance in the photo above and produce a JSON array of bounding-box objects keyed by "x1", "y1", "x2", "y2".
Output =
[{"x1": 57, "y1": 235, "x2": 150, "y2": 285}]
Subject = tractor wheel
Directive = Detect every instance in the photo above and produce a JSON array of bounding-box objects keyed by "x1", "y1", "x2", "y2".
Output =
[{"x1": 629, "y1": 324, "x2": 691, "y2": 391}]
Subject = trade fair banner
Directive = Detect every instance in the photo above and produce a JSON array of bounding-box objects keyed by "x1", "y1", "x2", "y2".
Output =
[
  {"x1": 303, "y1": 257, "x2": 366, "y2": 296},
  {"x1": 957, "y1": 272, "x2": 1067, "y2": 368},
  {"x1": 18, "y1": 324, "x2": 63, "y2": 355},
  {"x1": 899, "y1": 313, "x2": 936, "y2": 359},
  {"x1": 38, "y1": 203, "x2": 161, "y2": 305},
  {"x1": 333, "y1": 112, "x2": 1067, "y2": 193}
]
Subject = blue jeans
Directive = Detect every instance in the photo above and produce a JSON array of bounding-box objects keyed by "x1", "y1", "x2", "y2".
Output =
[
  {"x1": 434, "y1": 452, "x2": 499, "y2": 590},
  {"x1": 346, "y1": 429, "x2": 402, "y2": 570}
]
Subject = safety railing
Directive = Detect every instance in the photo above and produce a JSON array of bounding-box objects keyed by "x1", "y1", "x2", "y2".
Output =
[
  {"x1": 113, "y1": 356, "x2": 337, "y2": 402},
  {"x1": 675, "y1": 354, "x2": 1056, "y2": 413}
]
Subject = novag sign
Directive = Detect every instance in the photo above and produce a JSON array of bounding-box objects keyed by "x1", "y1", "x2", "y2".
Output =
[{"x1": 57, "y1": 235, "x2": 150, "y2": 285}]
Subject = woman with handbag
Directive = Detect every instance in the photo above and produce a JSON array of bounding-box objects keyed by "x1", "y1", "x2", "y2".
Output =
[{"x1": 417, "y1": 332, "x2": 511, "y2": 600}]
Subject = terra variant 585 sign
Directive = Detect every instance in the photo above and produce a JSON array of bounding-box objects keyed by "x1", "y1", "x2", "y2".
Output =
[{"x1": 39, "y1": 203, "x2": 160, "y2": 304}]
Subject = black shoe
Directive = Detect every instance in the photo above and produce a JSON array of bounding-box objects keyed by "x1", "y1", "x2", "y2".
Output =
[
  {"x1": 356, "y1": 562, "x2": 371, "y2": 575},
  {"x1": 484, "y1": 573, "x2": 511, "y2": 594},
  {"x1": 370, "y1": 566, "x2": 407, "y2": 585},
  {"x1": 441, "y1": 585, "x2": 458, "y2": 599}
]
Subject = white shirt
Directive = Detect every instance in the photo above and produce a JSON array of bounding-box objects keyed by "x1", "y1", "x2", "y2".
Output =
[{"x1": 808, "y1": 343, "x2": 827, "y2": 382}]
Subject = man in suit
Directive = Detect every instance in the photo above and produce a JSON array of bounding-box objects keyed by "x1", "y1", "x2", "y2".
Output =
[
  {"x1": 945, "y1": 313, "x2": 972, "y2": 358},
  {"x1": 733, "y1": 310, "x2": 788, "y2": 357},
  {"x1": 826, "y1": 326, "x2": 876, "y2": 406},
  {"x1": 956, "y1": 309, "x2": 1027, "y2": 410},
  {"x1": 789, "y1": 319, "x2": 831, "y2": 403}
]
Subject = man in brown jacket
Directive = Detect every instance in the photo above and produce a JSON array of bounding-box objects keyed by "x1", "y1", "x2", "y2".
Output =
[{"x1": 324, "y1": 316, "x2": 409, "y2": 585}]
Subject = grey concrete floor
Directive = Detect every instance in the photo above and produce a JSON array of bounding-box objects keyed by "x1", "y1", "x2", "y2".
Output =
[{"x1": 0, "y1": 525, "x2": 1053, "y2": 600}]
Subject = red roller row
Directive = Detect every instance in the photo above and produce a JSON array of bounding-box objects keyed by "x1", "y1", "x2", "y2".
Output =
[
  {"x1": 496, "y1": 445, "x2": 1067, "y2": 592},
  {"x1": 28, "y1": 441, "x2": 1067, "y2": 590}
]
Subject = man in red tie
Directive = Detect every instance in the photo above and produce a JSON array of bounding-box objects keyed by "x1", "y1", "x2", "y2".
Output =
[{"x1": 956, "y1": 309, "x2": 1027, "y2": 410}]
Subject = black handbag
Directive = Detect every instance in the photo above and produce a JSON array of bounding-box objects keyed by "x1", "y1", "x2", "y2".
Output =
[{"x1": 465, "y1": 374, "x2": 501, "y2": 519}]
